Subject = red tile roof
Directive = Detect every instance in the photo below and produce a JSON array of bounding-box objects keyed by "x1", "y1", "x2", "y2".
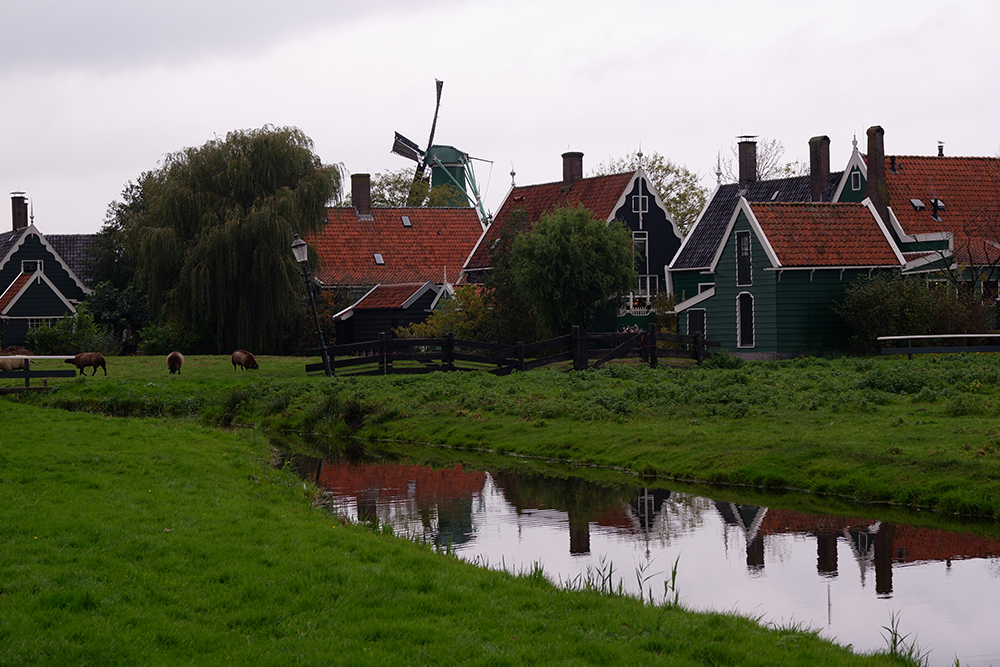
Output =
[
  {"x1": 464, "y1": 172, "x2": 635, "y2": 272},
  {"x1": 886, "y1": 155, "x2": 1000, "y2": 241},
  {"x1": 353, "y1": 283, "x2": 430, "y2": 310},
  {"x1": 311, "y1": 207, "x2": 482, "y2": 287},
  {"x1": 750, "y1": 202, "x2": 902, "y2": 267},
  {"x1": 0, "y1": 273, "x2": 32, "y2": 313}
]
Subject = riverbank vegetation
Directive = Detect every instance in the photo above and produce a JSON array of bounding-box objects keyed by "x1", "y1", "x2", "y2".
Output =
[
  {"x1": 7, "y1": 352, "x2": 1000, "y2": 518},
  {"x1": 1, "y1": 400, "x2": 914, "y2": 666}
]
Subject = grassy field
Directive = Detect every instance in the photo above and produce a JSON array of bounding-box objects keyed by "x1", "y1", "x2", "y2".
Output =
[
  {"x1": 0, "y1": 399, "x2": 914, "y2": 666},
  {"x1": 9, "y1": 351, "x2": 1000, "y2": 518}
]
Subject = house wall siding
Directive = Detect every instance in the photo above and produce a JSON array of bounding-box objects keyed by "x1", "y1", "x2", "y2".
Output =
[
  {"x1": 710, "y1": 211, "x2": 778, "y2": 352},
  {"x1": 612, "y1": 177, "x2": 682, "y2": 288},
  {"x1": 774, "y1": 270, "x2": 871, "y2": 351}
]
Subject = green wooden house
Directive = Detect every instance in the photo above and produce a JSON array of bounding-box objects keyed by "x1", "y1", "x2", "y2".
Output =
[{"x1": 0, "y1": 194, "x2": 94, "y2": 348}]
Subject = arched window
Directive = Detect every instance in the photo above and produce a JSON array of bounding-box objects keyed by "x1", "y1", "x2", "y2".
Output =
[{"x1": 737, "y1": 292, "x2": 754, "y2": 348}]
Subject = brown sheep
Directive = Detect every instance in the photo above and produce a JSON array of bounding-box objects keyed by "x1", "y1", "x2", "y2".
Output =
[
  {"x1": 0, "y1": 357, "x2": 24, "y2": 371},
  {"x1": 167, "y1": 351, "x2": 184, "y2": 374},
  {"x1": 0, "y1": 357, "x2": 25, "y2": 371},
  {"x1": 231, "y1": 350, "x2": 258, "y2": 371},
  {"x1": 65, "y1": 352, "x2": 107, "y2": 376}
]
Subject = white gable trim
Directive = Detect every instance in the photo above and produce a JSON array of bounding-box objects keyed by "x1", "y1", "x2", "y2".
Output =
[
  {"x1": 332, "y1": 284, "x2": 379, "y2": 321},
  {"x1": 861, "y1": 198, "x2": 907, "y2": 266},
  {"x1": 832, "y1": 145, "x2": 868, "y2": 202},
  {"x1": 668, "y1": 183, "x2": 720, "y2": 271},
  {"x1": 672, "y1": 286, "x2": 715, "y2": 313},
  {"x1": 708, "y1": 198, "x2": 780, "y2": 273},
  {"x1": 0, "y1": 225, "x2": 91, "y2": 296},
  {"x1": 0, "y1": 270, "x2": 78, "y2": 316},
  {"x1": 400, "y1": 281, "x2": 438, "y2": 309},
  {"x1": 610, "y1": 168, "x2": 684, "y2": 238}
]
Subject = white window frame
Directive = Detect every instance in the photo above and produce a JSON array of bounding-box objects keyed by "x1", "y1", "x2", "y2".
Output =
[
  {"x1": 851, "y1": 171, "x2": 862, "y2": 191},
  {"x1": 737, "y1": 292, "x2": 755, "y2": 348},
  {"x1": 688, "y1": 308, "x2": 706, "y2": 338}
]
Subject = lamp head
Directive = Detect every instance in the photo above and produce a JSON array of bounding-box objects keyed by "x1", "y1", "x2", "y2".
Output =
[{"x1": 291, "y1": 233, "x2": 308, "y2": 264}]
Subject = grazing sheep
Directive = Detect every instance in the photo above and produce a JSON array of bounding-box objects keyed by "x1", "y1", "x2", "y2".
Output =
[
  {"x1": 0, "y1": 357, "x2": 25, "y2": 371},
  {"x1": 65, "y1": 352, "x2": 107, "y2": 376},
  {"x1": 167, "y1": 351, "x2": 184, "y2": 374},
  {"x1": 231, "y1": 350, "x2": 258, "y2": 371}
]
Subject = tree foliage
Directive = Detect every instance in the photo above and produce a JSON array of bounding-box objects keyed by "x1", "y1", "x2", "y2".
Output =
[
  {"x1": 395, "y1": 286, "x2": 491, "y2": 340},
  {"x1": 371, "y1": 167, "x2": 468, "y2": 208},
  {"x1": 590, "y1": 152, "x2": 708, "y2": 233},
  {"x1": 834, "y1": 275, "x2": 992, "y2": 352},
  {"x1": 507, "y1": 205, "x2": 636, "y2": 336},
  {"x1": 125, "y1": 126, "x2": 340, "y2": 354}
]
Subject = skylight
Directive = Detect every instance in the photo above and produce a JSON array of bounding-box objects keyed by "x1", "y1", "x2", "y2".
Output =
[
  {"x1": 931, "y1": 198, "x2": 945, "y2": 210},
  {"x1": 401, "y1": 216, "x2": 411, "y2": 227},
  {"x1": 910, "y1": 199, "x2": 925, "y2": 211},
  {"x1": 374, "y1": 253, "x2": 385, "y2": 265}
]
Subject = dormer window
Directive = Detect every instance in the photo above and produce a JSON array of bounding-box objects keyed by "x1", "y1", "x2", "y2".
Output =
[
  {"x1": 373, "y1": 253, "x2": 385, "y2": 265},
  {"x1": 21, "y1": 260, "x2": 41, "y2": 273}
]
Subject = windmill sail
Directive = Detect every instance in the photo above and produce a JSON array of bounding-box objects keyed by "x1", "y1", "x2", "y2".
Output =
[{"x1": 391, "y1": 132, "x2": 423, "y2": 163}]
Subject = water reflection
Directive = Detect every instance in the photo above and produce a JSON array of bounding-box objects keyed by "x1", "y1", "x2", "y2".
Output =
[{"x1": 286, "y1": 452, "x2": 1000, "y2": 666}]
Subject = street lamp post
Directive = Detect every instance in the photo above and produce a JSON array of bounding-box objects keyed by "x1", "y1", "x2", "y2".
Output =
[{"x1": 291, "y1": 233, "x2": 332, "y2": 377}]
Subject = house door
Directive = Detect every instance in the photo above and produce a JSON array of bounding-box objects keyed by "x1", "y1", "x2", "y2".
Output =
[
  {"x1": 688, "y1": 309, "x2": 706, "y2": 337},
  {"x1": 737, "y1": 293, "x2": 754, "y2": 347}
]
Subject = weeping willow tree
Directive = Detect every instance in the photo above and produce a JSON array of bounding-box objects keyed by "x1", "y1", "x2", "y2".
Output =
[{"x1": 127, "y1": 126, "x2": 340, "y2": 354}]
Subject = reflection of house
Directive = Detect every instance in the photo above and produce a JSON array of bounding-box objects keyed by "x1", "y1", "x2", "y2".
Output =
[
  {"x1": 313, "y1": 460, "x2": 486, "y2": 547},
  {"x1": 715, "y1": 501, "x2": 769, "y2": 570},
  {"x1": 309, "y1": 174, "x2": 483, "y2": 342},
  {"x1": 461, "y1": 152, "x2": 683, "y2": 327},
  {"x1": 1, "y1": 194, "x2": 95, "y2": 347}
]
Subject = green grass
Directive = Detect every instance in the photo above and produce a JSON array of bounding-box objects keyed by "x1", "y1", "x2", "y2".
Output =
[
  {"x1": 0, "y1": 401, "x2": 910, "y2": 666},
  {"x1": 9, "y1": 352, "x2": 1000, "y2": 517}
]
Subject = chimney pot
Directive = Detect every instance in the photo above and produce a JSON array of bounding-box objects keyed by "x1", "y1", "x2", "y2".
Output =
[
  {"x1": 809, "y1": 135, "x2": 831, "y2": 202},
  {"x1": 737, "y1": 137, "x2": 757, "y2": 191},
  {"x1": 351, "y1": 173, "x2": 372, "y2": 218},
  {"x1": 562, "y1": 151, "x2": 583, "y2": 186},
  {"x1": 938, "y1": 142, "x2": 945, "y2": 157},
  {"x1": 10, "y1": 193, "x2": 28, "y2": 232}
]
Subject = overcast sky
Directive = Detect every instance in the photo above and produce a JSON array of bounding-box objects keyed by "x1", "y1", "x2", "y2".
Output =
[{"x1": 2, "y1": 0, "x2": 998, "y2": 234}]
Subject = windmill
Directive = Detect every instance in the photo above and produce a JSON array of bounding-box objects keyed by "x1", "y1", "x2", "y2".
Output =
[{"x1": 391, "y1": 79, "x2": 490, "y2": 223}]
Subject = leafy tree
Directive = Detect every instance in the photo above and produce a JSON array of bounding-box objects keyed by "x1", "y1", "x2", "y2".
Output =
[
  {"x1": 834, "y1": 275, "x2": 990, "y2": 352},
  {"x1": 395, "y1": 285, "x2": 491, "y2": 340},
  {"x1": 80, "y1": 281, "x2": 147, "y2": 345},
  {"x1": 719, "y1": 137, "x2": 809, "y2": 183},
  {"x1": 590, "y1": 152, "x2": 708, "y2": 234},
  {"x1": 125, "y1": 125, "x2": 340, "y2": 354},
  {"x1": 371, "y1": 167, "x2": 468, "y2": 207},
  {"x1": 507, "y1": 205, "x2": 637, "y2": 336}
]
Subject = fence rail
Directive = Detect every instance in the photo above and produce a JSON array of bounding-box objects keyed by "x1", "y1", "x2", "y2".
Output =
[
  {"x1": 306, "y1": 325, "x2": 719, "y2": 376},
  {"x1": 0, "y1": 356, "x2": 78, "y2": 393},
  {"x1": 878, "y1": 334, "x2": 1000, "y2": 359}
]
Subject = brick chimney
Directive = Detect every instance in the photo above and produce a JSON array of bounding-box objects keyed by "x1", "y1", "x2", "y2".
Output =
[
  {"x1": 809, "y1": 135, "x2": 831, "y2": 202},
  {"x1": 737, "y1": 137, "x2": 757, "y2": 192},
  {"x1": 562, "y1": 151, "x2": 583, "y2": 186},
  {"x1": 351, "y1": 173, "x2": 372, "y2": 218},
  {"x1": 863, "y1": 126, "x2": 889, "y2": 222},
  {"x1": 11, "y1": 193, "x2": 28, "y2": 232}
]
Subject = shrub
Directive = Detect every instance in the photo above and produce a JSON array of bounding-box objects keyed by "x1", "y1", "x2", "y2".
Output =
[
  {"x1": 25, "y1": 313, "x2": 120, "y2": 355},
  {"x1": 702, "y1": 352, "x2": 744, "y2": 369}
]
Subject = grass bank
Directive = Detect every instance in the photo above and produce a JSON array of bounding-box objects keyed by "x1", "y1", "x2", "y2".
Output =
[
  {"x1": 8, "y1": 352, "x2": 1000, "y2": 518},
  {"x1": 0, "y1": 401, "x2": 910, "y2": 666}
]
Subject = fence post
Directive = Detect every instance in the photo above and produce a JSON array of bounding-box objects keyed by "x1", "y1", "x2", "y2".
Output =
[
  {"x1": 446, "y1": 332, "x2": 455, "y2": 370},
  {"x1": 23, "y1": 357, "x2": 31, "y2": 389},
  {"x1": 379, "y1": 332, "x2": 389, "y2": 375},
  {"x1": 906, "y1": 338, "x2": 913, "y2": 361},
  {"x1": 648, "y1": 323, "x2": 658, "y2": 369},
  {"x1": 517, "y1": 342, "x2": 525, "y2": 372},
  {"x1": 572, "y1": 325, "x2": 586, "y2": 371},
  {"x1": 695, "y1": 331, "x2": 704, "y2": 366}
]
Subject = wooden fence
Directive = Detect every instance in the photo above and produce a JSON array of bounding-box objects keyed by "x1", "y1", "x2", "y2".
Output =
[
  {"x1": 878, "y1": 334, "x2": 1000, "y2": 360},
  {"x1": 0, "y1": 356, "x2": 78, "y2": 393},
  {"x1": 306, "y1": 324, "x2": 719, "y2": 376}
]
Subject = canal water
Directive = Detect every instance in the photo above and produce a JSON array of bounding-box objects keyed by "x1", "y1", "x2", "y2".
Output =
[{"x1": 286, "y1": 452, "x2": 1000, "y2": 666}]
